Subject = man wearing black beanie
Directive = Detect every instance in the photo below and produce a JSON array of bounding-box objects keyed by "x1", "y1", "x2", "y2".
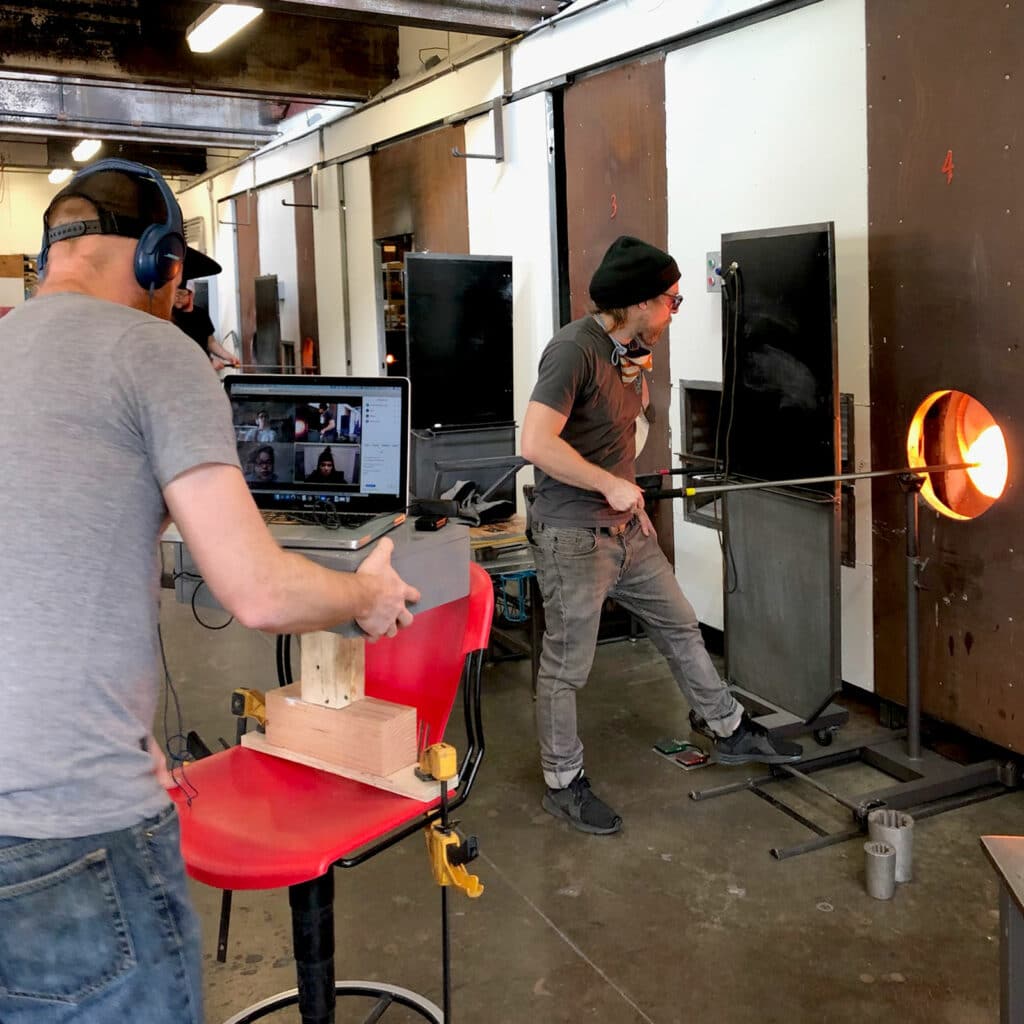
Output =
[{"x1": 521, "y1": 235, "x2": 801, "y2": 835}]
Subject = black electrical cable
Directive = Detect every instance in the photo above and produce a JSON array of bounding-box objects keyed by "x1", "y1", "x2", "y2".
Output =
[
  {"x1": 713, "y1": 264, "x2": 741, "y2": 594},
  {"x1": 173, "y1": 570, "x2": 234, "y2": 630},
  {"x1": 157, "y1": 621, "x2": 199, "y2": 804}
]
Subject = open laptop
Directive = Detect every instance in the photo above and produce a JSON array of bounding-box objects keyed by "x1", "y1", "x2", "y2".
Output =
[{"x1": 225, "y1": 374, "x2": 410, "y2": 550}]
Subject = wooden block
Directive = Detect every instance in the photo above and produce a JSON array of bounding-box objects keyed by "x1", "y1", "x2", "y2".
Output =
[
  {"x1": 300, "y1": 632, "x2": 365, "y2": 706},
  {"x1": 241, "y1": 730, "x2": 450, "y2": 802},
  {"x1": 265, "y1": 684, "x2": 416, "y2": 777}
]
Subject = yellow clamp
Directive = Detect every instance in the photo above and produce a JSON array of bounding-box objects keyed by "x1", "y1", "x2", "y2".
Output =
[
  {"x1": 230, "y1": 687, "x2": 267, "y2": 727},
  {"x1": 416, "y1": 742, "x2": 458, "y2": 783},
  {"x1": 424, "y1": 823, "x2": 484, "y2": 898}
]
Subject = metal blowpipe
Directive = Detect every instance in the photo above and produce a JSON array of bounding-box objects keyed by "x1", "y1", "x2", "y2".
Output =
[{"x1": 646, "y1": 462, "x2": 979, "y2": 500}]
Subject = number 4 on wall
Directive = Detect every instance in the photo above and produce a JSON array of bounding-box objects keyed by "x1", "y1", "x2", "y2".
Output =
[{"x1": 942, "y1": 149, "x2": 954, "y2": 184}]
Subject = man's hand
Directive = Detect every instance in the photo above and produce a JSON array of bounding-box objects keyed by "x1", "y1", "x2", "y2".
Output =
[
  {"x1": 355, "y1": 537, "x2": 421, "y2": 639},
  {"x1": 145, "y1": 734, "x2": 176, "y2": 790},
  {"x1": 603, "y1": 476, "x2": 645, "y2": 514},
  {"x1": 638, "y1": 508, "x2": 654, "y2": 537}
]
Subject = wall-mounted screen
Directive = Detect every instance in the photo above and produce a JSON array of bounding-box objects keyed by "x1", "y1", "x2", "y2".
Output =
[
  {"x1": 719, "y1": 223, "x2": 838, "y2": 492},
  {"x1": 405, "y1": 253, "x2": 513, "y2": 431}
]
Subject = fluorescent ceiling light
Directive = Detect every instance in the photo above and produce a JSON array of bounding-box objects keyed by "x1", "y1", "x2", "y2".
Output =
[
  {"x1": 187, "y1": 4, "x2": 263, "y2": 54},
  {"x1": 48, "y1": 168, "x2": 73, "y2": 185},
  {"x1": 71, "y1": 139, "x2": 102, "y2": 162}
]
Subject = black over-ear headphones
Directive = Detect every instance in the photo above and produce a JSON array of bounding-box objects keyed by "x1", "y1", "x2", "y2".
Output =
[{"x1": 38, "y1": 158, "x2": 186, "y2": 290}]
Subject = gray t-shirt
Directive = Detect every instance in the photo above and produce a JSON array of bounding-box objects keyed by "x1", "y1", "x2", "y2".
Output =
[
  {"x1": 0, "y1": 292, "x2": 240, "y2": 839},
  {"x1": 529, "y1": 316, "x2": 642, "y2": 528}
]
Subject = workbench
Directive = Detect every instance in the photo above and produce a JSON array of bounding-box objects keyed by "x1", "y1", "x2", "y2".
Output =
[{"x1": 981, "y1": 835, "x2": 1024, "y2": 1023}]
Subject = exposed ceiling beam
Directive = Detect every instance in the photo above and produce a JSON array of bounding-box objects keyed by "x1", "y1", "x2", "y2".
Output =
[
  {"x1": 0, "y1": 75, "x2": 279, "y2": 151},
  {"x1": 269, "y1": 0, "x2": 557, "y2": 37},
  {"x1": 0, "y1": 3, "x2": 399, "y2": 102}
]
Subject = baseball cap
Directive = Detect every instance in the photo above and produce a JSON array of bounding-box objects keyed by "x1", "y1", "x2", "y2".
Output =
[{"x1": 44, "y1": 168, "x2": 221, "y2": 283}]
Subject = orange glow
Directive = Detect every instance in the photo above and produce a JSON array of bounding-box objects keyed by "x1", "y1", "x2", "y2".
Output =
[
  {"x1": 907, "y1": 390, "x2": 1007, "y2": 520},
  {"x1": 385, "y1": 353, "x2": 397, "y2": 365},
  {"x1": 965, "y1": 425, "x2": 1008, "y2": 498}
]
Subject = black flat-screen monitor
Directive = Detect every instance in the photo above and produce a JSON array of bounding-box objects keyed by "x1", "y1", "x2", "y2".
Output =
[
  {"x1": 405, "y1": 253, "x2": 513, "y2": 430},
  {"x1": 719, "y1": 222, "x2": 838, "y2": 492}
]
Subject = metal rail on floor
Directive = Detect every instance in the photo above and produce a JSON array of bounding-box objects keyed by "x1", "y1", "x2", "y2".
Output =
[{"x1": 690, "y1": 728, "x2": 1015, "y2": 859}]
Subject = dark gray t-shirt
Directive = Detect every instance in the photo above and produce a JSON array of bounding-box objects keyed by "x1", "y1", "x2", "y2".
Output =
[
  {"x1": 529, "y1": 316, "x2": 642, "y2": 528},
  {"x1": 0, "y1": 292, "x2": 240, "y2": 839}
]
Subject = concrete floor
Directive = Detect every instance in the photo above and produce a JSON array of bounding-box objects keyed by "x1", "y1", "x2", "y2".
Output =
[{"x1": 157, "y1": 592, "x2": 1022, "y2": 1024}]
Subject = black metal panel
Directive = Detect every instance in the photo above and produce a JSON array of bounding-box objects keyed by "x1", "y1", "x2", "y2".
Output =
[
  {"x1": 719, "y1": 223, "x2": 839, "y2": 494},
  {"x1": 724, "y1": 487, "x2": 841, "y2": 721}
]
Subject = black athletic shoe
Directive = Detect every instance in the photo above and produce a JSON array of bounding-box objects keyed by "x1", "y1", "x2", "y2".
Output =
[
  {"x1": 714, "y1": 714, "x2": 803, "y2": 765},
  {"x1": 542, "y1": 772, "x2": 623, "y2": 835}
]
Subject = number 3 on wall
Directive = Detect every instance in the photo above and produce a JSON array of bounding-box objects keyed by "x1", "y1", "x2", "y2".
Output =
[{"x1": 941, "y1": 149, "x2": 954, "y2": 184}]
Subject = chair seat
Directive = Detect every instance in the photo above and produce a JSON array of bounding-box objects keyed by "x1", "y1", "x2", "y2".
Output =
[{"x1": 172, "y1": 746, "x2": 445, "y2": 890}]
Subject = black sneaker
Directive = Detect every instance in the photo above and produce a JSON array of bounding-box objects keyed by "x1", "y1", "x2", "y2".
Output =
[
  {"x1": 542, "y1": 772, "x2": 622, "y2": 835},
  {"x1": 714, "y1": 714, "x2": 803, "y2": 765}
]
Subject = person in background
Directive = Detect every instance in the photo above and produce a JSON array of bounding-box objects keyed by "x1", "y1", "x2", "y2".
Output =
[
  {"x1": 245, "y1": 445, "x2": 278, "y2": 483},
  {"x1": 172, "y1": 279, "x2": 240, "y2": 370},
  {"x1": 308, "y1": 446, "x2": 347, "y2": 484},
  {"x1": 521, "y1": 234, "x2": 802, "y2": 837},
  {"x1": 0, "y1": 159, "x2": 419, "y2": 1024}
]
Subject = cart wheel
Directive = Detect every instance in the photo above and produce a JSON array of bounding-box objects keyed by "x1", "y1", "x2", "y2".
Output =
[{"x1": 813, "y1": 728, "x2": 835, "y2": 747}]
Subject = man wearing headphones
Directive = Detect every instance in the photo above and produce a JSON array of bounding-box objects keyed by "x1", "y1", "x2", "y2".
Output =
[{"x1": 0, "y1": 160, "x2": 419, "y2": 1023}]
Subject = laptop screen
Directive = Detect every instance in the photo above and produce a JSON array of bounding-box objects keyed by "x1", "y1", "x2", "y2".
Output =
[{"x1": 223, "y1": 375, "x2": 409, "y2": 513}]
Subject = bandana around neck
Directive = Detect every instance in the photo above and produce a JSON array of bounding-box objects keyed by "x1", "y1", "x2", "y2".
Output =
[{"x1": 609, "y1": 336, "x2": 653, "y2": 388}]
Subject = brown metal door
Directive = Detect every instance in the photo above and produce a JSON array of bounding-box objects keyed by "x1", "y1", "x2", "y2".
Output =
[
  {"x1": 562, "y1": 56, "x2": 673, "y2": 561},
  {"x1": 867, "y1": 0, "x2": 1024, "y2": 748},
  {"x1": 233, "y1": 193, "x2": 259, "y2": 370}
]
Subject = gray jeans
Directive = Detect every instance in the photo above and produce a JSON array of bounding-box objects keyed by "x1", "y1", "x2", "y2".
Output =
[{"x1": 531, "y1": 517, "x2": 742, "y2": 789}]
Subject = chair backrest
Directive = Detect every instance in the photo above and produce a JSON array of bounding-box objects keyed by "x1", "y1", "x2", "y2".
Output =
[{"x1": 364, "y1": 562, "x2": 493, "y2": 748}]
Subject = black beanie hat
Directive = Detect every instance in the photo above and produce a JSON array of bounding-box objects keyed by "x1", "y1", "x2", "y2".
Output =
[{"x1": 588, "y1": 235, "x2": 680, "y2": 309}]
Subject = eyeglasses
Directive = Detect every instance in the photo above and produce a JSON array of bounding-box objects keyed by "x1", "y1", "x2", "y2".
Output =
[{"x1": 661, "y1": 292, "x2": 684, "y2": 312}]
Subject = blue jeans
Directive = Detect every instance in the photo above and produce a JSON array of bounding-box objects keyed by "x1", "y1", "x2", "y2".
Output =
[
  {"x1": 0, "y1": 804, "x2": 203, "y2": 1024},
  {"x1": 531, "y1": 517, "x2": 743, "y2": 789}
]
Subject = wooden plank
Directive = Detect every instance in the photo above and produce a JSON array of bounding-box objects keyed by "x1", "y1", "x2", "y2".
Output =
[
  {"x1": 300, "y1": 632, "x2": 365, "y2": 707},
  {"x1": 0, "y1": 255, "x2": 22, "y2": 278},
  {"x1": 371, "y1": 126, "x2": 469, "y2": 254},
  {"x1": 266, "y1": 684, "x2": 416, "y2": 777},
  {"x1": 241, "y1": 730, "x2": 448, "y2": 802}
]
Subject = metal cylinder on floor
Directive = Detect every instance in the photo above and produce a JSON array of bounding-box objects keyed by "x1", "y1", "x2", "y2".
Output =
[
  {"x1": 864, "y1": 840, "x2": 897, "y2": 900},
  {"x1": 868, "y1": 809, "x2": 915, "y2": 883}
]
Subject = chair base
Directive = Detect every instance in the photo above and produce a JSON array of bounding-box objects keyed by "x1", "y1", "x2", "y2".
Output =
[{"x1": 222, "y1": 980, "x2": 444, "y2": 1023}]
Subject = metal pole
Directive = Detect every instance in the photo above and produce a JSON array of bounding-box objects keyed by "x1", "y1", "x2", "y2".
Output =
[
  {"x1": 901, "y1": 474, "x2": 925, "y2": 761},
  {"x1": 440, "y1": 784, "x2": 451, "y2": 1023},
  {"x1": 649, "y1": 462, "x2": 977, "y2": 500}
]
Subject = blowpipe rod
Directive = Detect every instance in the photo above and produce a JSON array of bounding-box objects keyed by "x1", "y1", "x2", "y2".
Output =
[{"x1": 657, "y1": 462, "x2": 979, "y2": 499}]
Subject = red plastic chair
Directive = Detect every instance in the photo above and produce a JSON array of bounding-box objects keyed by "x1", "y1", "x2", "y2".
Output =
[{"x1": 172, "y1": 563, "x2": 494, "y2": 1023}]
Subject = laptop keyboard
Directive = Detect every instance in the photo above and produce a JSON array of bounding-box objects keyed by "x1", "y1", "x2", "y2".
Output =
[{"x1": 261, "y1": 510, "x2": 377, "y2": 529}]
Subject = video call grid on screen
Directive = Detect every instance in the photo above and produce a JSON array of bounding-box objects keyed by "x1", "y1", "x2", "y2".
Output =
[{"x1": 225, "y1": 376, "x2": 408, "y2": 512}]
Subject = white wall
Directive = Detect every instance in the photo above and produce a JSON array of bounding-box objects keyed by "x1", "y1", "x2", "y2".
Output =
[
  {"x1": 0, "y1": 170, "x2": 59, "y2": 254},
  {"x1": 257, "y1": 181, "x2": 300, "y2": 351},
  {"x1": 465, "y1": 93, "x2": 559, "y2": 461},
  {"x1": 510, "y1": 0, "x2": 794, "y2": 91},
  {"x1": 665, "y1": 0, "x2": 872, "y2": 689},
  {"x1": 342, "y1": 157, "x2": 381, "y2": 377},
  {"x1": 312, "y1": 164, "x2": 349, "y2": 374}
]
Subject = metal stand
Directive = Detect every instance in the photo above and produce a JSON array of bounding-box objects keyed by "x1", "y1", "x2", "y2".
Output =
[
  {"x1": 689, "y1": 685, "x2": 848, "y2": 747},
  {"x1": 690, "y1": 474, "x2": 1014, "y2": 858}
]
